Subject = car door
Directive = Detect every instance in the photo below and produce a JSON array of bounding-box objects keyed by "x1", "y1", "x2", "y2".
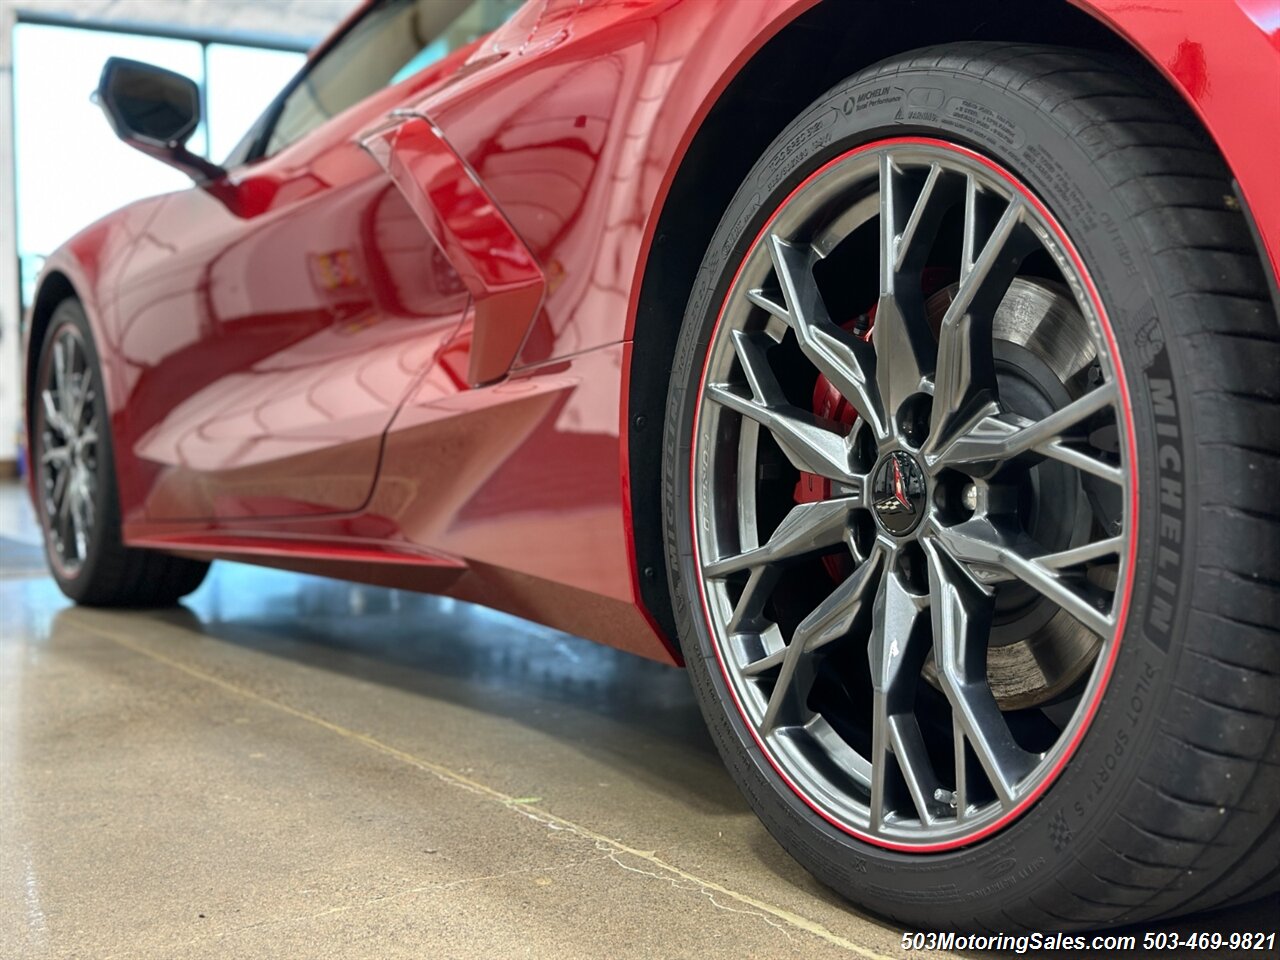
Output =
[{"x1": 111, "y1": 0, "x2": 525, "y2": 523}]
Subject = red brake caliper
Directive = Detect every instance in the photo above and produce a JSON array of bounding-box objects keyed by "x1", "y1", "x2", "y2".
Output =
[
  {"x1": 794, "y1": 310, "x2": 869, "y2": 581},
  {"x1": 794, "y1": 269, "x2": 952, "y2": 581}
]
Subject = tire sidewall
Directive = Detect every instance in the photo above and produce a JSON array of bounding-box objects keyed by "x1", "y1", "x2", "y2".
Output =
[
  {"x1": 33, "y1": 300, "x2": 123, "y2": 601},
  {"x1": 662, "y1": 52, "x2": 1193, "y2": 925}
]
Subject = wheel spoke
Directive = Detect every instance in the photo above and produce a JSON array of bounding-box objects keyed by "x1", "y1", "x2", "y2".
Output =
[
  {"x1": 926, "y1": 191, "x2": 1037, "y2": 455},
  {"x1": 930, "y1": 517, "x2": 1119, "y2": 638},
  {"x1": 932, "y1": 382, "x2": 1122, "y2": 485},
  {"x1": 41, "y1": 444, "x2": 70, "y2": 466},
  {"x1": 69, "y1": 376, "x2": 90, "y2": 436},
  {"x1": 874, "y1": 154, "x2": 945, "y2": 423},
  {"x1": 708, "y1": 329, "x2": 861, "y2": 483},
  {"x1": 747, "y1": 234, "x2": 885, "y2": 437},
  {"x1": 867, "y1": 567, "x2": 939, "y2": 828},
  {"x1": 923, "y1": 540, "x2": 1038, "y2": 808},
  {"x1": 1038, "y1": 534, "x2": 1125, "y2": 570},
  {"x1": 68, "y1": 481, "x2": 88, "y2": 562},
  {"x1": 726, "y1": 567, "x2": 778, "y2": 634},
  {"x1": 80, "y1": 474, "x2": 96, "y2": 538},
  {"x1": 52, "y1": 338, "x2": 69, "y2": 414},
  {"x1": 759, "y1": 545, "x2": 885, "y2": 733},
  {"x1": 741, "y1": 641, "x2": 784, "y2": 678},
  {"x1": 893, "y1": 164, "x2": 945, "y2": 273},
  {"x1": 705, "y1": 497, "x2": 859, "y2": 578},
  {"x1": 41, "y1": 390, "x2": 69, "y2": 439},
  {"x1": 1037, "y1": 439, "x2": 1125, "y2": 485},
  {"x1": 56, "y1": 472, "x2": 74, "y2": 547},
  {"x1": 804, "y1": 718, "x2": 874, "y2": 790},
  {"x1": 49, "y1": 461, "x2": 69, "y2": 514}
]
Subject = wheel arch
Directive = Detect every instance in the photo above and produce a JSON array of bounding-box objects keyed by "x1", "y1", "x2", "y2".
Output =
[{"x1": 623, "y1": 0, "x2": 1241, "y2": 651}]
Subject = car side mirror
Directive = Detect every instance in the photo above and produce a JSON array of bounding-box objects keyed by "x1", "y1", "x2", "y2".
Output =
[{"x1": 97, "y1": 57, "x2": 225, "y2": 182}]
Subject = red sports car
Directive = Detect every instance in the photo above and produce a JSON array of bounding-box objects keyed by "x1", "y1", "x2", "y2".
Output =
[{"x1": 25, "y1": 0, "x2": 1280, "y2": 932}]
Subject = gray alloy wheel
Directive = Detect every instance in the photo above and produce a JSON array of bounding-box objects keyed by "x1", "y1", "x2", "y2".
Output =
[
  {"x1": 690, "y1": 140, "x2": 1133, "y2": 849},
  {"x1": 36, "y1": 322, "x2": 101, "y2": 578}
]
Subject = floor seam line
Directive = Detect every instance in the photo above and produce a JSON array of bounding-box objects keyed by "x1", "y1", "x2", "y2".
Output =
[{"x1": 66, "y1": 611, "x2": 902, "y2": 960}]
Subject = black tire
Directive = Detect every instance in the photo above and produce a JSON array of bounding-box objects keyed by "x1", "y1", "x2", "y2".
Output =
[
  {"x1": 662, "y1": 43, "x2": 1280, "y2": 931},
  {"x1": 32, "y1": 299, "x2": 210, "y2": 606}
]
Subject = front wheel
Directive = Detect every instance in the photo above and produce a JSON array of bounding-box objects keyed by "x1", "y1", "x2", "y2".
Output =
[{"x1": 662, "y1": 43, "x2": 1280, "y2": 930}]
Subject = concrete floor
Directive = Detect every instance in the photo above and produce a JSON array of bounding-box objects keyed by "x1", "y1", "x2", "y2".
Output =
[{"x1": 1, "y1": 483, "x2": 1274, "y2": 959}]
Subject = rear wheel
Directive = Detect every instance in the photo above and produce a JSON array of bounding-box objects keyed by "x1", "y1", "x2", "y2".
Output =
[
  {"x1": 662, "y1": 44, "x2": 1280, "y2": 930},
  {"x1": 33, "y1": 299, "x2": 210, "y2": 606}
]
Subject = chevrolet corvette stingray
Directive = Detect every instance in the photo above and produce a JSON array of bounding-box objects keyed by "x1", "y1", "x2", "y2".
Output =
[{"x1": 25, "y1": 0, "x2": 1280, "y2": 932}]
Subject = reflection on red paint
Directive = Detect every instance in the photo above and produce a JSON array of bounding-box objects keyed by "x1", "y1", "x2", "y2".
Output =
[{"x1": 1169, "y1": 39, "x2": 1209, "y2": 99}]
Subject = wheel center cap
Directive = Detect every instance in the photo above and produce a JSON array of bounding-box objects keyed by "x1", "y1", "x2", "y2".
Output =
[{"x1": 871, "y1": 451, "x2": 926, "y2": 535}]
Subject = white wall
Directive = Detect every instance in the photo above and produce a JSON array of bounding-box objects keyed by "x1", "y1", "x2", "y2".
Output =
[
  {"x1": 2, "y1": 3, "x2": 23, "y2": 469},
  {"x1": 3, "y1": 0, "x2": 359, "y2": 42}
]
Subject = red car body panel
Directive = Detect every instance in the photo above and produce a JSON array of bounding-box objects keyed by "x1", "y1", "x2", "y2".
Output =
[{"x1": 28, "y1": 0, "x2": 1280, "y2": 666}]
